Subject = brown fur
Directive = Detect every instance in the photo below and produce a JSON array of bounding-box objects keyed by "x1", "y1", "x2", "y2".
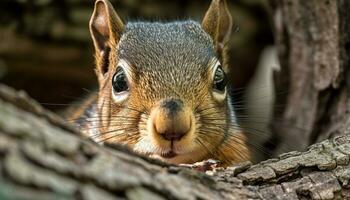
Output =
[
  {"x1": 67, "y1": 0, "x2": 251, "y2": 167},
  {"x1": 63, "y1": 94, "x2": 97, "y2": 126}
]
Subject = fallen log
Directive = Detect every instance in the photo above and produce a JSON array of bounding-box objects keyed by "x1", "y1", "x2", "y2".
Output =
[{"x1": 0, "y1": 84, "x2": 349, "y2": 200}]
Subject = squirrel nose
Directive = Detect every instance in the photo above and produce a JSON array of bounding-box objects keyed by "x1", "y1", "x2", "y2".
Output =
[{"x1": 153, "y1": 99, "x2": 191, "y2": 141}]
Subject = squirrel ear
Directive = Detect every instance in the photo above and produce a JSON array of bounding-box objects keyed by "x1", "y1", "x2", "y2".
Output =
[
  {"x1": 90, "y1": 0, "x2": 124, "y2": 73},
  {"x1": 202, "y1": 0, "x2": 233, "y2": 51}
]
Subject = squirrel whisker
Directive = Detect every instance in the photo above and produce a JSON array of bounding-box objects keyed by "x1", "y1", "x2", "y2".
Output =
[{"x1": 90, "y1": 126, "x2": 139, "y2": 139}]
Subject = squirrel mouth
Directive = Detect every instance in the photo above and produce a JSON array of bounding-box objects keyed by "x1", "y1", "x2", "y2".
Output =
[
  {"x1": 159, "y1": 141, "x2": 178, "y2": 158},
  {"x1": 160, "y1": 151, "x2": 177, "y2": 159}
]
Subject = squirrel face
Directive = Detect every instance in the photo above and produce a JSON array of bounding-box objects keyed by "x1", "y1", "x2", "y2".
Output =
[{"x1": 87, "y1": 0, "x2": 249, "y2": 165}]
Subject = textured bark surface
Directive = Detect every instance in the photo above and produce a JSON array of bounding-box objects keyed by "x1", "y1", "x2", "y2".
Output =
[
  {"x1": 1, "y1": 85, "x2": 350, "y2": 200},
  {"x1": 268, "y1": 0, "x2": 350, "y2": 156}
]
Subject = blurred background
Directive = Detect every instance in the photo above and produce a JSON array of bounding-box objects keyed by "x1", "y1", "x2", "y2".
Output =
[
  {"x1": 0, "y1": 0, "x2": 276, "y2": 160},
  {"x1": 0, "y1": 0, "x2": 274, "y2": 109}
]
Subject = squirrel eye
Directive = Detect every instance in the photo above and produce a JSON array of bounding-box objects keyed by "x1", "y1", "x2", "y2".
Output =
[
  {"x1": 112, "y1": 67, "x2": 129, "y2": 93},
  {"x1": 213, "y1": 65, "x2": 227, "y2": 92}
]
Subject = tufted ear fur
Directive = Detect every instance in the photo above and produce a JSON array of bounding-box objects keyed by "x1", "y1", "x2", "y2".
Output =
[
  {"x1": 202, "y1": 0, "x2": 233, "y2": 55},
  {"x1": 90, "y1": 0, "x2": 124, "y2": 76}
]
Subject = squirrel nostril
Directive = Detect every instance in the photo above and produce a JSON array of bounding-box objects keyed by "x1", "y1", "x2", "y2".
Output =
[
  {"x1": 154, "y1": 119, "x2": 191, "y2": 141},
  {"x1": 161, "y1": 132, "x2": 186, "y2": 141},
  {"x1": 153, "y1": 99, "x2": 192, "y2": 141},
  {"x1": 154, "y1": 117, "x2": 192, "y2": 141}
]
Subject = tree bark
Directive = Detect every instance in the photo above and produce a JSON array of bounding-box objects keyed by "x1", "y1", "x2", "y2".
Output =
[
  {"x1": 268, "y1": 0, "x2": 350, "y2": 156},
  {"x1": 0, "y1": 83, "x2": 350, "y2": 200}
]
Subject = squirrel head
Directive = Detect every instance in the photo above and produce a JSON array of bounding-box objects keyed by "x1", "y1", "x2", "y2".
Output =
[{"x1": 89, "y1": 0, "x2": 242, "y2": 164}]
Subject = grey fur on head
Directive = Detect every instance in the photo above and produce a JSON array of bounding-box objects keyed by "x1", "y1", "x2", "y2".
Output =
[{"x1": 118, "y1": 21, "x2": 217, "y2": 98}]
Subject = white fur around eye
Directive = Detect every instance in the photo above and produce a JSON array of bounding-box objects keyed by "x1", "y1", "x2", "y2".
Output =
[
  {"x1": 211, "y1": 60, "x2": 227, "y2": 102},
  {"x1": 112, "y1": 90, "x2": 129, "y2": 103},
  {"x1": 212, "y1": 87, "x2": 227, "y2": 102},
  {"x1": 111, "y1": 59, "x2": 132, "y2": 103}
]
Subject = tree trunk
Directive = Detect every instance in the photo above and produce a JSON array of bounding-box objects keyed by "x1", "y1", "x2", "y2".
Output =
[
  {"x1": 268, "y1": 0, "x2": 350, "y2": 156},
  {"x1": 0, "y1": 84, "x2": 350, "y2": 199}
]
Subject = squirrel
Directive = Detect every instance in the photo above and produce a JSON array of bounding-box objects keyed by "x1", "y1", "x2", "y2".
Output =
[{"x1": 66, "y1": 0, "x2": 251, "y2": 167}]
